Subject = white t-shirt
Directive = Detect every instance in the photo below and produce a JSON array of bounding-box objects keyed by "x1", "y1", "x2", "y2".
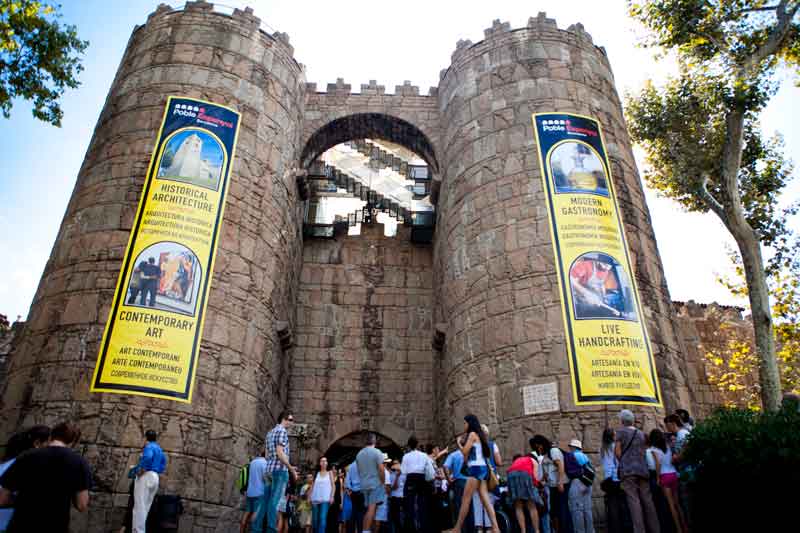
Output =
[
  {"x1": 546, "y1": 447, "x2": 566, "y2": 487},
  {"x1": 675, "y1": 428, "x2": 690, "y2": 453},
  {"x1": 391, "y1": 472, "x2": 406, "y2": 497},
  {"x1": 645, "y1": 447, "x2": 657, "y2": 472},
  {"x1": 401, "y1": 450, "x2": 430, "y2": 474},
  {"x1": 652, "y1": 448, "x2": 677, "y2": 475}
]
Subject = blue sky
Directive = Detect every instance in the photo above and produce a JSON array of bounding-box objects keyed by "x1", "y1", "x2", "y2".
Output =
[
  {"x1": 161, "y1": 130, "x2": 225, "y2": 170},
  {"x1": 0, "y1": 0, "x2": 797, "y2": 320}
]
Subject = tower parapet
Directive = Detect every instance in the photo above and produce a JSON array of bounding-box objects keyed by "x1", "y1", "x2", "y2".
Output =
[
  {"x1": 434, "y1": 13, "x2": 690, "y2": 454},
  {"x1": 0, "y1": 2, "x2": 306, "y2": 531}
]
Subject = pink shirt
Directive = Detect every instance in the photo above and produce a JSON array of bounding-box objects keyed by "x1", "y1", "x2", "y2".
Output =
[{"x1": 507, "y1": 455, "x2": 537, "y2": 483}]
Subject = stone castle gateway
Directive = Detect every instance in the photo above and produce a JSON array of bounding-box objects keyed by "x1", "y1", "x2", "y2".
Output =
[{"x1": 0, "y1": 2, "x2": 714, "y2": 531}]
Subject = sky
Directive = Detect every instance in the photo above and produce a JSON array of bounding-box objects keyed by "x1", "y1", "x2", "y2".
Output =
[{"x1": 0, "y1": 0, "x2": 797, "y2": 321}]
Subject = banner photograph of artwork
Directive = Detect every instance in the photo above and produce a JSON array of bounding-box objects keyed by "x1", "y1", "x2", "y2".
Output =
[
  {"x1": 533, "y1": 112, "x2": 662, "y2": 406},
  {"x1": 90, "y1": 97, "x2": 241, "y2": 402}
]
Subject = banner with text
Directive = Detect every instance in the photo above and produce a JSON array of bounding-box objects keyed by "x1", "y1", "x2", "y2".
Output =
[
  {"x1": 532, "y1": 113, "x2": 661, "y2": 405},
  {"x1": 91, "y1": 96, "x2": 241, "y2": 402}
]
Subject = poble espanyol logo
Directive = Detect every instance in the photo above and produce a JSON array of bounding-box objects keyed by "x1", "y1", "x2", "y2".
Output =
[
  {"x1": 542, "y1": 119, "x2": 567, "y2": 132},
  {"x1": 173, "y1": 103, "x2": 200, "y2": 118}
]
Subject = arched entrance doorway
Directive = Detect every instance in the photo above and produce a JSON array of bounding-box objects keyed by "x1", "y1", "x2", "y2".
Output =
[
  {"x1": 323, "y1": 431, "x2": 403, "y2": 469},
  {"x1": 300, "y1": 113, "x2": 439, "y2": 173}
]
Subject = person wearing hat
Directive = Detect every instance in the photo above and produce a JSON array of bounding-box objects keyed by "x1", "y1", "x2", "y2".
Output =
[
  {"x1": 373, "y1": 454, "x2": 392, "y2": 533},
  {"x1": 567, "y1": 439, "x2": 594, "y2": 533}
]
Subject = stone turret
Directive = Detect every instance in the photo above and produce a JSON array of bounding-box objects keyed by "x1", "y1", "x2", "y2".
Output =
[
  {"x1": 0, "y1": 2, "x2": 306, "y2": 530},
  {"x1": 434, "y1": 13, "x2": 691, "y2": 480}
]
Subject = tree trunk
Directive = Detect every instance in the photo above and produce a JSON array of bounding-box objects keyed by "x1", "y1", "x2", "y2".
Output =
[
  {"x1": 718, "y1": 105, "x2": 782, "y2": 412},
  {"x1": 730, "y1": 223, "x2": 782, "y2": 411}
]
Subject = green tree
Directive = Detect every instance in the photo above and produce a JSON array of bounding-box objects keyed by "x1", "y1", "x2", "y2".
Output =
[
  {"x1": 0, "y1": 0, "x2": 87, "y2": 126},
  {"x1": 626, "y1": 0, "x2": 800, "y2": 411},
  {"x1": 709, "y1": 242, "x2": 800, "y2": 409}
]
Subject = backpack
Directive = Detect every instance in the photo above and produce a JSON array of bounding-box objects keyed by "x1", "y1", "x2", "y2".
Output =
[
  {"x1": 578, "y1": 460, "x2": 596, "y2": 487},
  {"x1": 562, "y1": 449, "x2": 582, "y2": 479},
  {"x1": 236, "y1": 463, "x2": 250, "y2": 494}
]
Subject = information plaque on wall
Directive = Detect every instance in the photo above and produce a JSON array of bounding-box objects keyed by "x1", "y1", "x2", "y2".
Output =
[
  {"x1": 532, "y1": 112, "x2": 662, "y2": 406},
  {"x1": 90, "y1": 96, "x2": 241, "y2": 402}
]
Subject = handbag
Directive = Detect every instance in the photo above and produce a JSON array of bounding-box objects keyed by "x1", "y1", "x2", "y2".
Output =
[
  {"x1": 601, "y1": 477, "x2": 621, "y2": 494},
  {"x1": 486, "y1": 440, "x2": 499, "y2": 491},
  {"x1": 487, "y1": 464, "x2": 499, "y2": 491}
]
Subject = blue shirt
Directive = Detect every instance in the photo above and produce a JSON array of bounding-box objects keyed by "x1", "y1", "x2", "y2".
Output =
[
  {"x1": 573, "y1": 450, "x2": 590, "y2": 467},
  {"x1": 443, "y1": 450, "x2": 466, "y2": 481},
  {"x1": 137, "y1": 442, "x2": 167, "y2": 474},
  {"x1": 0, "y1": 458, "x2": 16, "y2": 529},
  {"x1": 346, "y1": 462, "x2": 361, "y2": 492},
  {"x1": 600, "y1": 450, "x2": 618, "y2": 482},
  {"x1": 247, "y1": 457, "x2": 268, "y2": 498}
]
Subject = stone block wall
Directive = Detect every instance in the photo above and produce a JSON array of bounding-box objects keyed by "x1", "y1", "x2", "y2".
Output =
[
  {"x1": 290, "y1": 224, "x2": 436, "y2": 460},
  {"x1": 0, "y1": 3, "x2": 721, "y2": 531},
  {"x1": 0, "y1": 3, "x2": 306, "y2": 531},
  {"x1": 433, "y1": 17, "x2": 691, "y2": 522}
]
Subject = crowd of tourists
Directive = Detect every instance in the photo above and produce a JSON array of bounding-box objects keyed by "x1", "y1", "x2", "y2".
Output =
[
  {"x1": 0, "y1": 406, "x2": 696, "y2": 533},
  {"x1": 241, "y1": 408, "x2": 698, "y2": 533},
  {"x1": 0, "y1": 422, "x2": 165, "y2": 533}
]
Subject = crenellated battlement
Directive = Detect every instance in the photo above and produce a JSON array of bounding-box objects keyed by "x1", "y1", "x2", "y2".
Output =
[
  {"x1": 449, "y1": 12, "x2": 603, "y2": 65},
  {"x1": 140, "y1": 1, "x2": 300, "y2": 66},
  {"x1": 305, "y1": 78, "x2": 438, "y2": 97}
]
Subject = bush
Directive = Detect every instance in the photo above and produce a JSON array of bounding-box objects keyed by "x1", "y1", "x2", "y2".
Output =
[{"x1": 682, "y1": 405, "x2": 800, "y2": 530}]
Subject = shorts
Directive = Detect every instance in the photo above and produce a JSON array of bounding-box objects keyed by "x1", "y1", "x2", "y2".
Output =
[
  {"x1": 278, "y1": 494, "x2": 288, "y2": 513},
  {"x1": 363, "y1": 486, "x2": 387, "y2": 506},
  {"x1": 467, "y1": 465, "x2": 489, "y2": 480},
  {"x1": 375, "y1": 499, "x2": 389, "y2": 522},
  {"x1": 245, "y1": 496, "x2": 262, "y2": 513},
  {"x1": 660, "y1": 472, "x2": 679, "y2": 490},
  {"x1": 299, "y1": 508, "x2": 312, "y2": 527}
]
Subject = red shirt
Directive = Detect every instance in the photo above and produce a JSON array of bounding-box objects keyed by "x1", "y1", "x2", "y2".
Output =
[{"x1": 507, "y1": 455, "x2": 538, "y2": 484}]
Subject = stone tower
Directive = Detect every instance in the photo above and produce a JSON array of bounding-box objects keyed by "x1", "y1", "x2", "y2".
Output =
[{"x1": 0, "y1": 3, "x2": 694, "y2": 531}]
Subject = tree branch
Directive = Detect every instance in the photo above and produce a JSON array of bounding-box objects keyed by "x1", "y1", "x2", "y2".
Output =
[
  {"x1": 740, "y1": 4, "x2": 782, "y2": 14},
  {"x1": 698, "y1": 174, "x2": 727, "y2": 220},
  {"x1": 742, "y1": 0, "x2": 800, "y2": 73}
]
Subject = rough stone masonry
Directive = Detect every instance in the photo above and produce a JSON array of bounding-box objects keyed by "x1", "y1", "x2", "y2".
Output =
[{"x1": 0, "y1": 2, "x2": 714, "y2": 531}]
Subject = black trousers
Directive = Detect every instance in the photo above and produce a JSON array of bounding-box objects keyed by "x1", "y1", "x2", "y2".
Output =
[
  {"x1": 403, "y1": 473, "x2": 432, "y2": 533},
  {"x1": 390, "y1": 496, "x2": 404, "y2": 533}
]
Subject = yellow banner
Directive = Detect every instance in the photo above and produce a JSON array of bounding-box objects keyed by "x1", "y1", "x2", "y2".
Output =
[
  {"x1": 91, "y1": 97, "x2": 241, "y2": 402},
  {"x1": 533, "y1": 113, "x2": 662, "y2": 405}
]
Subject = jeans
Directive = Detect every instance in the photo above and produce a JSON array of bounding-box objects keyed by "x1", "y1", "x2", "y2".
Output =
[
  {"x1": 551, "y1": 483, "x2": 573, "y2": 533},
  {"x1": 255, "y1": 469, "x2": 289, "y2": 533},
  {"x1": 313, "y1": 502, "x2": 330, "y2": 533},
  {"x1": 451, "y1": 478, "x2": 473, "y2": 533},
  {"x1": 568, "y1": 481, "x2": 594, "y2": 533},
  {"x1": 539, "y1": 486, "x2": 551, "y2": 533}
]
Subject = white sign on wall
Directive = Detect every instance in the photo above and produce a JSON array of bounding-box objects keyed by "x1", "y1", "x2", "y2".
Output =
[{"x1": 522, "y1": 382, "x2": 560, "y2": 415}]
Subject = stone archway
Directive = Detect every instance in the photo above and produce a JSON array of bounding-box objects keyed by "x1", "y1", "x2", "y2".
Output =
[
  {"x1": 300, "y1": 113, "x2": 440, "y2": 173},
  {"x1": 322, "y1": 430, "x2": 404, "y2": 469}
]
